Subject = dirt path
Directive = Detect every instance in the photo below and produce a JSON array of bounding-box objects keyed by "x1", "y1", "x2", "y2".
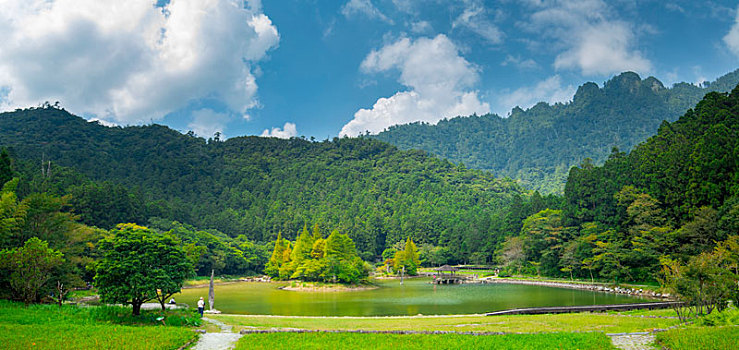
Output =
[
  {"x1": 192, "y1": 317, "x2": 242, "y2": 350},
  {"x1": 608, "y1": 332, "x2": 657, "y2": 350}
]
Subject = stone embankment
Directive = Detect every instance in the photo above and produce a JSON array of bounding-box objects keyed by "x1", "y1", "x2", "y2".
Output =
[{"x1": 478, "y1": 277, "x2": 668, "y2": 299}]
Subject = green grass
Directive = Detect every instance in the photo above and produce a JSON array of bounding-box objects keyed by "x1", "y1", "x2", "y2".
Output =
[
  {"x1": 0, "y1": 300, "x2": 201, "y2": 327},
  {"x1": 234, "y1": 332, "x2": 615, "y2": 350},
  {"x1": 0, "y1": 324, "x2": 194, "y2": 350},
  {"x1": 656, "y1": 326, "x2": 739, "y2": 350},
  {"x1": 213, "y1": 310, "x2": 679, "y2": 334},
  {"x1": 0, "y1": 301, "x2": 198, "y2": 349}
]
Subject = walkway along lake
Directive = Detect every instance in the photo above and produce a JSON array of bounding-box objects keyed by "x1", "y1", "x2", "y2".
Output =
[{"x1": 176, "y1": 278, "x2": 649, "y2": 316}]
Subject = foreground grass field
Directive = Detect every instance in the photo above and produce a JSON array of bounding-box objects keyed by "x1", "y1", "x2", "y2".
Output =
[
  {"x1": 0, "y1": 301, "x2": 197, "y2": 350},
  {"x1": 656, "y1": 326, "x2": 739, "y2": 350},
  {"x1": 235, "y1": 332, "x2": 616, "y2": 350},
  {"x1": 212, "y1": 309, "x2": 680, "y2": 334}
]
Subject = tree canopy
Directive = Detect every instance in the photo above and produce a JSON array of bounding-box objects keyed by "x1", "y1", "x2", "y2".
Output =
[{"x1": 94, "y1": 224, "x2": 193, "y2": 315}]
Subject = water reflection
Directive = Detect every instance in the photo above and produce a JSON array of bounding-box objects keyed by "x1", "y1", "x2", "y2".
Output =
[{"x1": 177, "y1": 277, "x2": 646, "y2": 316}]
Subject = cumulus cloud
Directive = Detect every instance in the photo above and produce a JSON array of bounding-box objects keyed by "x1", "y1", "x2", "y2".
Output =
[
  {"x1": 340, "y1": 34, "x2": 490, "y2": 136},
  {"x1": 0, "y1": 0, "x2": 279, "y2": 127},
  {"x1": 261, "y1": 122, "x2": 298, "y2": 139},
  {"x1": 188, "y1": 108, "x2": 229, "y2": 138},
  {"x1": 496, "y1": 75, "x2": 575, "y2": 116},
  {"x1": 452, "y1": 1, "x2": 504, "y2": 44},
  {"x1": 341, "y1": 0, "x2": 393, "y2": 24},
  {"x1": 724, "y1": 7, "x2": 739, "y2": 57},
  {"x1": 524, "y1": 0, "x2": 651, "y2": 76}
]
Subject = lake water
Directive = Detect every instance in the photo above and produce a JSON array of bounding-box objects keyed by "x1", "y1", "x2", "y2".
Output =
[{"x1": 176, "y1": 278, "x2": 647, "y2": 316}]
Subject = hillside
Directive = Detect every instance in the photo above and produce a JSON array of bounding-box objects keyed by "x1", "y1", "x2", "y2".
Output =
[
  {"x1": 0, "y1": 107, "x2": 527, "y2": 261},
  {"x1": 373, "y1": 70, "x2": 739, "y2": 193},
  {"x1": 504, "y1": 84, "x2": 739, "y2": 281}
]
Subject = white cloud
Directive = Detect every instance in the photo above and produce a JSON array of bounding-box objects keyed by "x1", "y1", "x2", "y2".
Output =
[
  {"x1": 0, "y1": 0, "x2": 279, "y2": 127},
  {"x1": 501, "y1": 55, "x2": 538, "y2": 70},
  {"x1": 340, "y1": 34, "x2": 490, "y2": 136},
  {"x1": 188, "y1": 108, "x2": 229, "y2": 138},
  {"x1": 664, "y1": 3, "x2": 685, "y2": 14},
  {"x1": 525, "y1": 0, "x2": 651, "y2": 76},
  {"x1": 496, "y1": 75, "x2": 575, "y2": 116},
  {"x1": 451, "y1": 1, "x2": 503, "y2": 44},
  {"x1": 410, "y1": 21, "x2": 432, "y2": 34},
  {"x1": 724, "y1": 7, "x2": 739, "y2": 57},
  {"x1": 88, "y1": 118, "x2": 118, "y2": 127},
  {"x1": 261, "y1": 122, "x2": 298, "y2": 139},
  {"x1": 341, "y1": 0, "x2": 393, "y2": 24}
]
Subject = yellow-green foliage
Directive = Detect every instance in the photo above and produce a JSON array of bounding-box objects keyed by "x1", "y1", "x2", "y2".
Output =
[{"x1": 267, "y1": 226, "x2": 368, "y2": 284}]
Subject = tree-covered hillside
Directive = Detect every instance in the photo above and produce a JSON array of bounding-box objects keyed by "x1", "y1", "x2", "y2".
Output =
[
  {"x1": 501, "y1": 84, "x2": 739, "y2": 282},
  {"x1": 0, "y1": 107, "x2": 530, "y2": 261},
  {"x1": 373, "y1": 70, "x2": 739, "y2": 193}
]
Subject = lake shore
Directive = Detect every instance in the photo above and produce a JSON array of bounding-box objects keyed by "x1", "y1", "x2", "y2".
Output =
[
  {"x1": 479, "y1": 277, "x2": 669, "y2": 299},
  {"x1": 280, "y1": 282, "x2": 378, "y2": 292}
]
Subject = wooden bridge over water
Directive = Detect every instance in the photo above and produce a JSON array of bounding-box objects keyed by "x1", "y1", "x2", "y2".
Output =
[{"x1": 432, "y1": 265, "x2": 473, "y2": 284}]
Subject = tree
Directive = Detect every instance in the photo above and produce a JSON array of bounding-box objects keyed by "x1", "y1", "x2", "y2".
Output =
[
  {"x1": 264, "y1": 232, "x2": 287, "y2": 278},
  {"x1": 498, "y1": 236, "x2": 524, "y2": 274},
  {"x1": 0, "y1": 148, "x2": 11, "y2": 187},
  {"x1": 0, "y1": 237, "x2": 64, "y2": 304},
  {"x1": 402, "y1": 238, "x2": 420, "y2": 275},
  {"x1": 94, "y1": 224, "x2": 193, "y2": 315},
  {"x1": 391, "y1": 238, "x2": 421, "y2": 275}
]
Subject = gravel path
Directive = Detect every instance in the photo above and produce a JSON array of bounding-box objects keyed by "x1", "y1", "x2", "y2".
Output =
[
  {"x1": 192, "y1": 317, "x2": 242, "y2": 350},
  {"x1": 608, "y1": 332, "x2": 657, "y2": 350}
]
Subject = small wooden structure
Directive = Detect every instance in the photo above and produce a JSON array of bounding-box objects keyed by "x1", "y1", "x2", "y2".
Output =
[{"x1": 433, "y1": 265, "x2": 467, "y2": 284}]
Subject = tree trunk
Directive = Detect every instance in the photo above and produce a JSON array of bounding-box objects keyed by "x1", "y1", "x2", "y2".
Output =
[{"x1": 132, "y1": 301, "x2": 142, "y2": 316}]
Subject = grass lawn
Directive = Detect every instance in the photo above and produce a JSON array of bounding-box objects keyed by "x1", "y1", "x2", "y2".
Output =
[
  {"x1": 656, "y1": 326, "x2": 739, "y2": 350},
  {"x1": 212, "y1": 309, "x2": 680, "y2": 334},
  {"x1": 0, "y1": 301, "x2": 197, "y2": 350},
  {"x1": 234, "y1": 332, "x2": 616, "y2": 350}
]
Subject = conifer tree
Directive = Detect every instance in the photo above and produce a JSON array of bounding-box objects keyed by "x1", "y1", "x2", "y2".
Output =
[
  {"x1": 264, "y1": 232, "x2": 285, "y2": 277},
  {"x1": 403, "y1": 237, "x2": 420, "y2": 275}
]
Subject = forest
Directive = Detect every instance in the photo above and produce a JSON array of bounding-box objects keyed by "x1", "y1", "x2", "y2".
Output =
[
  {"x1": 373, "y1": 70, "x2": 739, "y2": 193},
  {"x1": 0, "y1": 105, "x2": 555, "y2": 275},
  {"x1": 1, "y1": 79, "x2": 737, "y2": 300},
  {"x1": 498, "y1": 85, "x2": 739, "y2": 285}
]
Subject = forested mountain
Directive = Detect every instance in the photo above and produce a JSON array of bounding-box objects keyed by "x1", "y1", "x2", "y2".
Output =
[
  {"x1": 502, "y1": 84, "x2": 739, "y2": 282},
  {"x1": 0, "y1": 107, "x2": 535, "y2": 262},
  {"x1": 373, "y1": 70, "x2": 739, "y2": 193}
]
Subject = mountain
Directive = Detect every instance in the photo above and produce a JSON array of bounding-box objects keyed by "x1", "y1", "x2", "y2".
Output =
[
  {"x1": 507, "y1": 84, "x2": 739, "y2": 282},
  {"x1": 0, "y1": 107, "x2": 527, "y2": 261},
  {"x1": 373, "y1": 70, "x2": 739, "y2": 194}
]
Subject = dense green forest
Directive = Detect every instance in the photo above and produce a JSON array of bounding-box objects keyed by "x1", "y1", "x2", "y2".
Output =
[
  {"x1": 373, "y1": 70, "x2": 739, "y2": 193},
  {"x1": 498, "y1": 84, "x2": 739, "y2": 283},
  {"x1": 2, "y1": 79, "x2": 737, "y2": 292},
  {"x1": 0, "y1": 107, "x2": 555, "y2": 268}
]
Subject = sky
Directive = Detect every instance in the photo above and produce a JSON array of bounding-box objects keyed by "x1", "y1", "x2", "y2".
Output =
[{"x1": 0, "y1": 0, "x2": 738, "y2": 140}]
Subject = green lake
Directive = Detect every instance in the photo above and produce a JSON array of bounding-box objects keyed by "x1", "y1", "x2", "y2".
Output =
[{"x1": 176, "y1": 278, "x2": 648, "y2": 316}]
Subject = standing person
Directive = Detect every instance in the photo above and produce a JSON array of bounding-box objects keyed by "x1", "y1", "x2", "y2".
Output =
[{"x1": 197, "y1": 297, "x2": 205, "y2": 316}]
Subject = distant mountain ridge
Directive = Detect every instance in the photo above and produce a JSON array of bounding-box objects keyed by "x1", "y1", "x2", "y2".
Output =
[{"x1": 372, "y1": 69, "x2": 739, "y2": 193}]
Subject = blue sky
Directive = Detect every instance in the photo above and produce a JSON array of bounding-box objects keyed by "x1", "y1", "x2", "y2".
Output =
[{"x1": 0, "y1": 1, "x2": 738, "y2": 139}]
